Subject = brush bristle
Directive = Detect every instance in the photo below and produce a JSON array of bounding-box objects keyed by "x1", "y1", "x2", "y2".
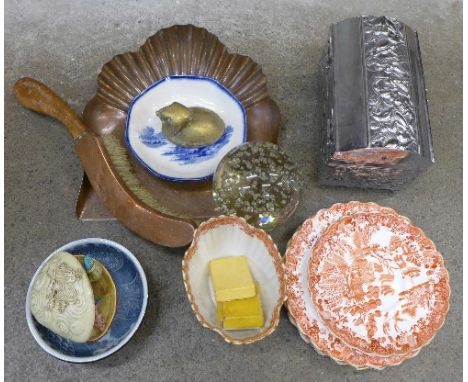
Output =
[{"x1": 101, "y1": 135, "x2": 185, "y2": 218}]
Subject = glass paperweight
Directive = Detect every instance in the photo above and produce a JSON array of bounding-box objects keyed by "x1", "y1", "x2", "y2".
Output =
[{"x1": 213, "y1": 142, "x2": 301, "y2": 230}]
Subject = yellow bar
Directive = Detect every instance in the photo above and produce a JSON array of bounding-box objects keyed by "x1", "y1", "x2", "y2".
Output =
[
  {"x1": 217, "y1": 283, "x2": 264, "y2": 330},
  {"x1": 209, "y1": 256, "x2": 256, "y2": 302}
]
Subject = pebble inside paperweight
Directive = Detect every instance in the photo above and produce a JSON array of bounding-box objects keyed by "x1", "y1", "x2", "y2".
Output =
[{"x1": 213, "y1": 142, "x2": 300, "y2": 230}]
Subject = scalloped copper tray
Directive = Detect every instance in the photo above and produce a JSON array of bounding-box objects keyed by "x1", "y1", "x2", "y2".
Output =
[{"x1": 78, "y1": 25, "x2": 280, "y2": 230}]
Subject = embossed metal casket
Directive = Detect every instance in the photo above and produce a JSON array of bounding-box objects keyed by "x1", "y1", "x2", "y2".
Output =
[{"x1": 319, "y1": 16, "x2": 434, "y2": 190}]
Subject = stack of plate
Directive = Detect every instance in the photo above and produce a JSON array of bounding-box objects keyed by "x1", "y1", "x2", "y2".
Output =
[{"x1": 285, "y1": 202, "x2": 450, "y2": 370}]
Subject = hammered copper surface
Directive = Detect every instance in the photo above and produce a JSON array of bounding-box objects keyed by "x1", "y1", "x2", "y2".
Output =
[{"x1": 80, "y1": 24, "x2": 280, "y2": 225}]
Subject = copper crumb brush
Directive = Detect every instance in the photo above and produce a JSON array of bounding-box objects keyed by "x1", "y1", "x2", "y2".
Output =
[{"x1": 13, "y1": 77, "x2": 196, "y2": 247}]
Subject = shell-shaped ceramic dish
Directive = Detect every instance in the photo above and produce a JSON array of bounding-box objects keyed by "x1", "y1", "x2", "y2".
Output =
[
  {"x1": 182, "y1": 215, "x2": 286, "y2": 344},
  {"x1": 125, "y1": 75, "x2": 247, "y2": 181},
  {"x1": 25, "y1": 238, "x2": 148, "y2": 363},
  {"x1": 82, "y1": 25, "x2": 281, "y2": 225}
]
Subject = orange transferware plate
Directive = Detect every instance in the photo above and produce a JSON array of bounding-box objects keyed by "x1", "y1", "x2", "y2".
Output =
[
  {"x1": 309, "y1": 211, "x2": 451, "y2": 357},
  {"x1": 285, "y1": 202, "x2": 418, "y2": 369}
]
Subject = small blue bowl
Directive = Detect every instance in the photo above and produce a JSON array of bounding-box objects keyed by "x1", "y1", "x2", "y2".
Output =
[
  {"x1": 25, "y1": 238, "x2": 148, "y2": 363},
  {"x1": 125, "y1": 75, "x2": 247, "y2": 182}
]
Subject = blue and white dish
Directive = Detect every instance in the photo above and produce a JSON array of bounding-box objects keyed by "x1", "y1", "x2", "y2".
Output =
[
  {"x1": 25, "y1": 238, "x2": 148, "y2": 363},
  {"x1": 125, "y1": 75, "x2": 247, "y2": 182}
]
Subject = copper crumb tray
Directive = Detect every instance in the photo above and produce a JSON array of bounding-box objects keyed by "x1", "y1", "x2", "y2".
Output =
[{"x1": 77, "y1": 25, "x2": 280, "y2": 234}]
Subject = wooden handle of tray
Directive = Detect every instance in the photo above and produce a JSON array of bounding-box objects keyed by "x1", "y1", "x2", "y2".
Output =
[{"x1": 13, "y1": 77, "x2": 87, "y2": 139}]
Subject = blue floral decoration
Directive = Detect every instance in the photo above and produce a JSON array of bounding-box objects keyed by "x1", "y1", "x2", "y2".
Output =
[
  {"x1": 139, "y1": 125, "x2": 234, "y2": 164},
  {"x1": 32, "y1": 241, "x2": 146, "y2": 359},
  {"x1": 139, "y1": 127, "x2": 167, "y2": 148}
]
